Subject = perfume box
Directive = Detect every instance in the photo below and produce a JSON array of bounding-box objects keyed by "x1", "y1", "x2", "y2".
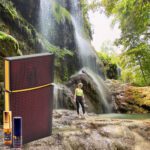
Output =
[{"x1": 4, "y1": 53, "x2": 54, "y2": 144}]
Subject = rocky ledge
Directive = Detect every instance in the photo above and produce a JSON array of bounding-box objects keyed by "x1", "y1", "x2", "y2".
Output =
[
  {"x1": 105, "y1": 79, "x2": 150, "y2": 114},
  {"x1": 0, "y1": 110, "x2": 150, "y2": 150}
]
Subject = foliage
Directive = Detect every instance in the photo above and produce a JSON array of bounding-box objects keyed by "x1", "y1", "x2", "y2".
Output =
[
  {"x1": 0, "y1": 0, "x2": 40, "y2": 51},
  {"x1": 39, "y1": 34, "x2": 73, "y2": 58},
  {"x1": 125, "y1": 86, "x2": 150, "y2": 113},
  {"x1": 0, "y1": 0, "x2": 18, "y2": 19},
  {"x1": 51, "y1": 1, "x2": 71, "y2": 24},
  {"x1": 120, "y1": 43, "x2": 150, "y2": 86},
  {"x1": 39, "y1": 34, "x2": 74, "y2": 82},
  {"x1": 80, "y1": 0, "x2": 92, "y2": 39},
  {"x1": 97, "y1": 51, "x2": 119, "y2": 79},
  {"x1": 0, "y1": 31, "x2": 22, "y2": 56},
  {"x1": 96, "y1": 0, "x2": 150, "y2": 86}
]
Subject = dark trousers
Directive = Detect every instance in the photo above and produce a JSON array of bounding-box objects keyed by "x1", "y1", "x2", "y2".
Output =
[{"x1": 76, "y1": 96, "x2": 85, "y2": 114}]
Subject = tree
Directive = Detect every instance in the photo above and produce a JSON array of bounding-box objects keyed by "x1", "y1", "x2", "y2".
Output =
[{"x1": 96, "y1": 0, "x2": 150, "y2": 85}]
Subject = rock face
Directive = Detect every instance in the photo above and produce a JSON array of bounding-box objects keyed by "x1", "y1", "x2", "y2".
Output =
[
  {"x1": 0, "y1": 31, "x2": 22, "y2": 81},
  {"x1": 0, "y1": 109, "x2": 147, "y2": 150},
  {"x1": 53, "y1": 84, "x2": 75, "y2": 110},
  {"x1": 55, "y1": 68, "x2": 112, "y2": 113},
  {"x1": 11, "y1": 0, "x2": 40, "y2": 26},
  {"x1": 105, "y1": 79, "x2": 150, "y2": 114}
]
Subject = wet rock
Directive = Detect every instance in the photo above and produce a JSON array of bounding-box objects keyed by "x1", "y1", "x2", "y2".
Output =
[
  {"x1": 66, "y1": 68, "x2": 112, "y2": 113},
  {"x1": 0, "y1": 110, "x2": 150, "y2": 150},
  {"x1": 53, "y1": 84, "x2": 75, "y2": 110}
]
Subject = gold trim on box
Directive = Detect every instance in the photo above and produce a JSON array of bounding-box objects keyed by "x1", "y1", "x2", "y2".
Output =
[
  {"x1": 5, "y1": 83, "x2": 53, "y2": 93},
  {"x1": 5, "y1": 60, "x2": 10, "y2": 91},
  {"x1": 5, "y1": 92, "x2": 10, "y2": 111}
]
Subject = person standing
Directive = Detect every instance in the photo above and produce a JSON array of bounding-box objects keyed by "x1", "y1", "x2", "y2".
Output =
[{"x1": 74, "y1": 83, "x2": 85, "y2": 118}]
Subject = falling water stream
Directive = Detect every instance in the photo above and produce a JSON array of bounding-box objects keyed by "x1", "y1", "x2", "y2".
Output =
[
  {"x1": 39, "y1": 0, "x2": 52, "y2": 38},
  {"x1": 39, "y1": 0, "x2": 112, "y2": 113},
  {"x1": 70, "y1": 0, "x2": 112, "y2": 112}
]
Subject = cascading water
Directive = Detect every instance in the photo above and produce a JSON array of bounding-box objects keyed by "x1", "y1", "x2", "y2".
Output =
[
  {"x1": 39, "y1": 0, "x2": 112, "y2": 112},
  {"x1": 70, "y1": 1, "x2": 98, "y2": 72},
  {"x1": 71, "y1": 0, "x2": 112, "y2": 112},
  {"x1": 53, "y1": 84, "x2": 59, "y2": 109},
  {"x1": 81, "y1": 68, "x2": 112, "y2": 113},
  {"x1": 53, "y1": 84, "x2": 65, "y2": 109},
  {"x1": 39, "y1": 0, "x2": 52, "y2": 38}
]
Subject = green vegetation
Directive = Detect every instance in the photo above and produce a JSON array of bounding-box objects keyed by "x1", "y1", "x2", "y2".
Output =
[
  {"x1": 0, "y1": 31, "x2": 22, "y2": 56},
  {"x1": 125, "y1": 86, "x2": 150, "y2": 113},
  {"x1": 90, "y1": 0, "x2": 150, "y2": 86},
  {"x1": 80, "y1": 0, "x2": 92, "y2": 39},
  {"x1": 102, "y1": 0, "x2": 150, "y2": 86},
  {"x1": 0, "y1": 0, "x2": 39, "y2": 52},
  {"x1": 0, "y1": 31, "x2": 22, "y2": 82},
  {"x1": 97, "y1": 51, "x2": 119, "y2": 79},
  {"x1": 52, "y1": 1, "x2": 71, "y2": 24},
  {"x1": 39, "y1": 34, "x2": 74, "y2": 82}
]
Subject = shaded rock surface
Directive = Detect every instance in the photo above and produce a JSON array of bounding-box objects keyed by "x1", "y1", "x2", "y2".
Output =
[{"x1": 53, "y1": 84, "x2": 75, "y2": 110}]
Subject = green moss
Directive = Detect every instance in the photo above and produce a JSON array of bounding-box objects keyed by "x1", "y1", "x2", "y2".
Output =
[
  {"x1": 39, "y1": 34, "x2": 73, "y2": 58},
  {"x1": 38, "y1": 34, "x2": 74, "y2": 82},
  {"x1": 52, "y1": 2, "x2": 71, "y2": 24},
  {"x1": 125, "y1": 86, "x2": 150, "y2": 113},
  {"x1": 0, "y1": 0, "x2": 39, "y2": 50},
  {"x1": 0, "y1": 31, "x2": 22, "y2": 82},
  {"x1": 0, "y1": 31, "x2": 22, "y2": 56},
  {"x1": 0, "y1": 0, "x2": 18, "y2": 19}
]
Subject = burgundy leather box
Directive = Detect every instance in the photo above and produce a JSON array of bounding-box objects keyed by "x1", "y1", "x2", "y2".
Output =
[{"x1": 4, "y1": 53, "x2": 54, "y2": 144}]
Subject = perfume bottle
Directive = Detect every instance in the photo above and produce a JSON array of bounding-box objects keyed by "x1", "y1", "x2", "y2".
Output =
[
  {"x1": 3, "y1": 111, "x2": 12, "y2": 146},
  {"x1": 13, "y1": 117, "x2": 22, "y2": 148}
]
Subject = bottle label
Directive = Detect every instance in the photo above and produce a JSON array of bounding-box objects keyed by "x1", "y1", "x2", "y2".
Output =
[
  {"x1": 4, "y1": 132, "x2": 11, "y2": 141},
  {"x1": 13, "y1": 136, "x2": 22, "y2": 148}
]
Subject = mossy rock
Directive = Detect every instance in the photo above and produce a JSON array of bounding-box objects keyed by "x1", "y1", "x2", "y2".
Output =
[
  {"x1": 52, "y1": 2, "x2": 71, "y2": 24},
  {"x1": 0, "y1": 31, "x2": 22, "y2": 56},
  {"x1": 125, "y1": 86, "x2": 150, "y2": 113},
  {"x1": 0, "y1": 31, "x2": 22, "y2": 82}
]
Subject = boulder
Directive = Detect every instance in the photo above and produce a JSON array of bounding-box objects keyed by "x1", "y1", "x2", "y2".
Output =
[{"x1": 66, "y1": 68, "x2": 112, "y2": 113}]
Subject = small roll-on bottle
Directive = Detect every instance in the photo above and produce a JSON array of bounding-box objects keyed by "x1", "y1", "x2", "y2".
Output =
[
  {"x1": 13, "y1": 117, "x2": 22, "y2": 148},
  {"x1": 3, "y1": 111, "x2": 12, "y2": 146}
]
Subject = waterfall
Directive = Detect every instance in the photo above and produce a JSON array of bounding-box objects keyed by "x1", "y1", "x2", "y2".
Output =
[
  {"x1": 39, "y1": 0, "x2": 112, "y2": 112},
  {"x1": 39, "y1": 0, "x2": 52, "y2": 38},
  {"x1": 71, "y1": 0, "x2": 112, "y2": 113},
  {"x1": 53, "y1": 84, "x2": 59, "y2": 109},
  {"x1": 70, "y1": 1, "x2": 98, "y2": 72},
  {"x1": 53, "y1": 84, "x2": 64, "y2": 109},
  {"x1": 81, "y1": 68, "x2": 112, "y2": 113}
]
